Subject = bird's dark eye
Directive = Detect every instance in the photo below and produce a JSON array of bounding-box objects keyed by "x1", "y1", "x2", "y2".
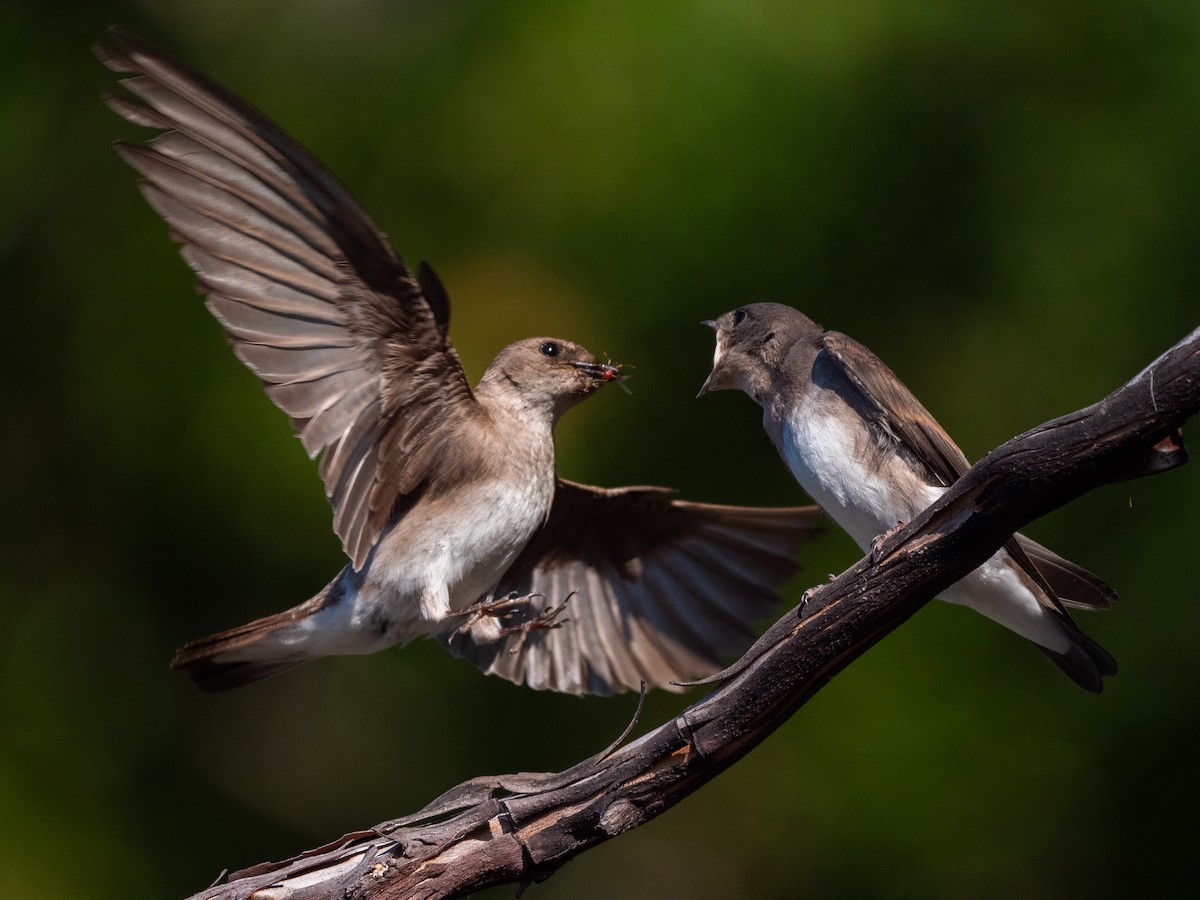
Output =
[
  {"x1": 732, "y1": 309, "x2": 748, "y2": 326},
  {"x1": 539, "y1": 341, "x2": 559, "y2": 358}
]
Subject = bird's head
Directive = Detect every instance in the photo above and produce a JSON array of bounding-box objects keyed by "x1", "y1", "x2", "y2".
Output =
[
  {"x1": 481, "y1": 337, "x2": 625, "y2": 422},
  {"x1": 697, "y1": 302, "x2": 819, "y2": 404}
]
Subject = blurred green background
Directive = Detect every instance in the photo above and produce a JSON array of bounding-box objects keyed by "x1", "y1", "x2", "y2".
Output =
[{"x1": 4, "y1": 1, "x2": 1199, "y2": 898}]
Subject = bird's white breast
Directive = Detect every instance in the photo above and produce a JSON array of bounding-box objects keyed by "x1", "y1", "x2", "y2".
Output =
[
  {"x1": 278, "y1": 468, "x2": 553, "y2": 656},
  {"x1": 359, "y1": 422, "x2": 556, "y2": 633},
  {"x1": 779, "y1": 404, "x2": 941, "y2": 551},
  {"x1": 440, "y1": 476, "x2": 552, "y2": 605}
]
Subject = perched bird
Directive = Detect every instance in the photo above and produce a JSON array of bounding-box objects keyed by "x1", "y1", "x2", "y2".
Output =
[
  {"x1": 98, "y1": 29, "x2": 824, "y2": 695},
  {"x1": 699, "y1": 302, "x2": 1118, "y2": 692}
]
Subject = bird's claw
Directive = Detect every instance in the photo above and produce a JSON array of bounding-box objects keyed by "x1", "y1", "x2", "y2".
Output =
[
  {"x1": 798, "y1": 573, "x2": 838, "y2": 617},
  {"x1": 456, "y1": 591, "x2": 539, "y2": 635},
  {"x1": 502, "y1": 593, "x2": 575, "y2": 656},
  {"x1": 869, "y1": 521, "x2": 906, "y2": 562},
  {"x1": 798, "y1": 588, "x2": 817, "y2": 617}
]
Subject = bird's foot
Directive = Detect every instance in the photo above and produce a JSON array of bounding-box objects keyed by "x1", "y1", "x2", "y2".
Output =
[
  {"x1": 798, "y1": 573, "x2": 838, "y2": 617},
  {"x1": 456, "y1": 591, "x2": 537, "y2": 636},
  {"x1": 501, "y1": 592, "x2": 575, "y2": 656},
  {"x1": 869, "y1": 521, "x2": 906, "y2": 562}
]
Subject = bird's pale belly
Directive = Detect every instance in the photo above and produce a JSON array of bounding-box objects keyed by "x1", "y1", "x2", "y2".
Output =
[
  {"x1": 365, "y1": 475, "x2": 552, "y2": 624},
  {"x1": 780, "y1": 410, "x2": 940, "y2": 551},
  {"x1": 442, "y1": 485, "x2": 547, "y2": 609}
]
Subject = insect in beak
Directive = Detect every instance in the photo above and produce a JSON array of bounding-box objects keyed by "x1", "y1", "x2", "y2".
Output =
[{"x1": 571, "y1": 359, "x2": 632, "y2": 393}]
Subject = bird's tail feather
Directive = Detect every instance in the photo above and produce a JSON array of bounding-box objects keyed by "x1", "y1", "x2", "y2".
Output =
[
  {"x1": 174, "y1": 655, "x2": 309, "y2": 693},
  {"x1": 170, "y1": 586, "x2": 334, "y2": 692},
  {"x1": 1036, "y1": 622, "x2": 1118, "y2": 694}
]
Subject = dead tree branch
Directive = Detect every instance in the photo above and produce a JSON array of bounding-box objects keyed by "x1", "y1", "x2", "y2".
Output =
[{"x1": 184, "y1": 326, "x2": 1200, "y2": 900}]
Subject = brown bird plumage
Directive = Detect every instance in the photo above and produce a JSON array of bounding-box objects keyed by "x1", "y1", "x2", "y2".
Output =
[
  {"x1": 98, "y1": 29, "x2": 824, "y2": 695},
  {"x1": 701, "y1": 302, "x2": 1118, "y2": 692}
]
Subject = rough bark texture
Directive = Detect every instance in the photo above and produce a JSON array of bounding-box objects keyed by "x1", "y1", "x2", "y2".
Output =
[{"x1": 183, "y1": 326, "x2": 1200, "y2": 900}]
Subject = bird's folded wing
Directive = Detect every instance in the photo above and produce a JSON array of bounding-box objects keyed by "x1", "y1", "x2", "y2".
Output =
[
  {"x1": 439, "y1": 479, "x2": 824, "y2": 695},
  {"x1": 821, "y1": 331, "x2": 1114, "y2": 609},
  {"x1": 97, "y1": 28, "x2": 476, "y2": 568},
  {"x1": 1013, "y1": 535, "x2": 1117, "y2": 610},
  {"x1": 820, "y1": 331, "x2": 971, "y2": 487}
]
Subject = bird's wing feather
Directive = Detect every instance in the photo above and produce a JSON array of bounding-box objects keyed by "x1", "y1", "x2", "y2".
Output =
[
  {"x1": 439, "y1": 479, "x2": 824, "y2": 694},
  {"x1": 1013, "y1": 535, "x2": 1117, "y2": 610},
  {"x1": 820, "y1": 331, "x2": 970, "y2": 487},
  {"x1": 819, "y1": 331, "x2": 1113, "y2": 609},
  {"x1": 98, "y1": 28, "x2": 477, "y2": 568}
]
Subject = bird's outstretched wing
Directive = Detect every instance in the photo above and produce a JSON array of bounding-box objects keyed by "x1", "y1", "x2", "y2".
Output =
[
  {"x1": 440, "y1": 480, "x2": 824, "y2": 694},
  {"x1": 98, "y1": 28, "x2": 477, "y2": 568}
]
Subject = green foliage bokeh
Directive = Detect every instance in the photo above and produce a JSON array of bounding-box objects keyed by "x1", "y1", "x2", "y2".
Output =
[{"x1": 3, "y1": 2, "x2": 1198, "y2": 898}]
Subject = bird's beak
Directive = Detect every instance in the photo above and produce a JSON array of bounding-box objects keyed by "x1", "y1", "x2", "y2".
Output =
[
  {"x1": 697, "y1": 319, "x2": 720, "y2": 397},
  {"x1": 572, "y1": 361, "x2": 626, "y2": 384}
]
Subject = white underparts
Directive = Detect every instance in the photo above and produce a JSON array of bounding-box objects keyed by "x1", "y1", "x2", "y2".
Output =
[{"x1": 779, "y1": 406, "x2": 1070, "y2": 653}]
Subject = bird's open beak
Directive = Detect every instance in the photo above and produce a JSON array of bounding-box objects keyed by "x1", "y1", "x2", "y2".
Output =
[{"x1": 697, "y1": 320, "x2": 719, "y2": 397}]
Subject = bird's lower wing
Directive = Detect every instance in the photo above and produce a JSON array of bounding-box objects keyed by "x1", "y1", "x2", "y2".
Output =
[{"x1": 438, "y1": 481, "x2": 823, "y2": 695}]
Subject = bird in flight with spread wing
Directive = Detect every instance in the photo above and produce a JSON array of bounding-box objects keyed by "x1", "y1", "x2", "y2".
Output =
[{"x1": 97, "y1": 28, "x2": 823, "y2": 695}]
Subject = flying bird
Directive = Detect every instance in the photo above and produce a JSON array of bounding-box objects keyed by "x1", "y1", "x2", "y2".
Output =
[
  {"x1": 699, "y1": 302, "x2": 1118, "y2": 692},
  {"x1": 97, "y1": 29, "x2": 823, "y2": 695}
]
